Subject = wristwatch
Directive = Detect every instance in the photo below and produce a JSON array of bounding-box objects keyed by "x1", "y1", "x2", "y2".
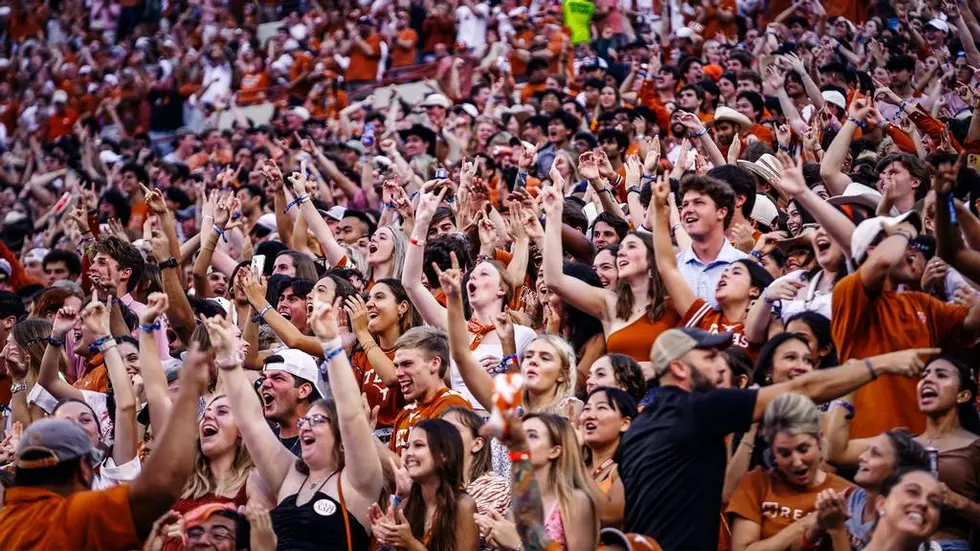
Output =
[
  {"x1": 158, "y1": 257, "x2": 178, "y2": 270},
  {"x1": 10, "y1": 382, "x2": 26, "y2": 394}
]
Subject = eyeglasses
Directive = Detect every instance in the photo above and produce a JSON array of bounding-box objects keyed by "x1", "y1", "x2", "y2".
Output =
[
  {"x1": 186, "y1": 526, "x2": 235, "y2": 543},
  {"x1": 296, "y1": 414, "x2": 330, "y2": 429}
]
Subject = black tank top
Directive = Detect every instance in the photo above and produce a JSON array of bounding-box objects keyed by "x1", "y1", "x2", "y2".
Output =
[{"x1": 269, "y1": 474, "x2": 370, "y2": 551}]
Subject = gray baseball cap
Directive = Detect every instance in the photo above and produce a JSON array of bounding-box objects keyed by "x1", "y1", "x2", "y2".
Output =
[
  {"x1": 16, "y1": 418, "x2": 98, "y2": 469},
  {"x1": 651, "y1": 328, "x2": 732, "y2": 379}
]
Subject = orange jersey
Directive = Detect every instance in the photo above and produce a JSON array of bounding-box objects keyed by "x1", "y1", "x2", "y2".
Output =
[
  {"x1": 351, "y1": 348, "x2": 407, "y2": 429},
  {"x1": 681, "y1": 298, "x2": 760, "y2": 360},
  {"x1": 390, "y1": 387, "x2": 472, "y2": 455}
]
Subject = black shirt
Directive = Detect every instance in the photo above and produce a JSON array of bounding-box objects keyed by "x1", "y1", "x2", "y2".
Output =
[{"x1": 619, "y1": 385, "x2": 757, "y2": 550}]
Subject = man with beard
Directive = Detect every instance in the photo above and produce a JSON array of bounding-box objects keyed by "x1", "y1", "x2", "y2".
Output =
[
  {"x1": 389, "y1": 327, "x2": 471, "y2": 455},
  {"x1": 344, "y1": 16, "x2": 385, "y2": 86},
  {"x1": 619, "y1": 327, "x2": 937, "y2": 551},
  {"x1": 257, "y1": 349, "x2": 326, "y2": 457},
  {"x1": 710, "y1": 106, "x2": 751, "y2": 157}
]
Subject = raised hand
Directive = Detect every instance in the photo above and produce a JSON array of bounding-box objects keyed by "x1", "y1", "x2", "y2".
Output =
[
  {"x1": 765, "y1": 64, "x2": 786, "y2": 90},
  {"x1": 774, "y1": 151, "x2": 807, "y2": 197},
  {"x1": 848, "y1": 96, "x2": 874, "y2": 121},
  {"x1": 578, "y1": 152, "x2": 600, "y2": 181},
  {"x1": 676, "y1": 111, "x2": 706, "y2": 135},
  {"x1": 873, "y1": 87, "x2": 903, "y2": 106},
  {"x1": 644, "y1": 136, "x2": 662, "y2": 174},
  {"x1": 549, "y1": 156, "x2": 567, "y2": 190},
  {"x1": 415, "y1": 186, "x2": 447, "y2": 225},
  {"x1": 52, "y1": 306, "x2": 80, "y2": 340},
  {"x1": 141, "y1": 184, "x2": 168, "y2": 215},
  {"x1": 238, "y1": 269, "x2": 268, "y2": 308},
  {"x1": 433, "y1": 251, "x2": 463, "y2": 299},
  {"x1": 765, "y1": 276, "x2": 806, "y2": 302},
  {"x1": 201, "y1": 314, "x2": 241, "y2": 358},
  {"x1": 310, "y1": 299, "x2": 342, "y2": 341},
  {"x1": 775, "y1": 123, "x2": 792, "y2": 149},
  {"x1": 815, "y1": 489, "x2": 849, "y2": 530},
  {"x1": 244, "y1": 504, "x2": 278, "y2": 551},
  {"x1": 593, "y1": 147, "x2": 616, "y2": 179},
  {"x1": 625, "y1": 153, "x2": 642, "y2": 186},
  {"x1": 79, "y1": 290, "x2": 111, "y2": 337},
  {"x1": 344, "y1": 294, "x2": 370, "y2": 336},
  {"x1": 538, "y1": 184, "x2": 564, "y2": 219},
  {"x1": 652, "y1": 173, "x2": 671, "y2": 209}
]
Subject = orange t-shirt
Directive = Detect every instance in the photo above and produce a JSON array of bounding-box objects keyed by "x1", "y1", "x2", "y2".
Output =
[
  {"x1": 352, "y1": 348, "x2": 407, "y2": 429},
  {"x1": 0, "y1": 484, "x2": 139, "y2": 550},
  {"x1": 509, "y1": 30, "x2": 537, "y2": 77},
  {"x1": 681, "y1": 298, "x2": 761, "y2": 360},
  {"x1": 606, "y1": 309, "x2": 682, "y2": 364},
  {"x1": 831, "y1": 271, "x2": 969, "y2": 438},
  {"x1": 73, "y1": 356, "x2": 109, "y2": 394},
  {"x1": 390, "y1": 28, "x2": 419, "y2": 69},
  {"x1": 238, "y1": 71, "x2": 269, "y2": 105},
  {"x1": 346, "y1": 34, "x2": 384, "y2": 83},
  {"x1": 743, "y1": 124, "x2": 775, "y2": 147},
  {"x1": 390, "y1": 386, "x2": 472, "y2": 455},
  {"x1": 45, "y1": 107, "x2": 79, "y2": 142},
  {"x1": 726, "y1": 467, "x2": 852, "y2": 539}
]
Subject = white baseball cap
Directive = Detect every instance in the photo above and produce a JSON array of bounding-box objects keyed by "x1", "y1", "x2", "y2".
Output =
[
  {"x1": 52, "y1": 90, "x2": 68, "y2": 104},
  {"x1": 263, "y1": 349, "x2": 328, "y2": 398},
  {"x1": 821, "y1": 90, "x2": 847, "y2": 110},
  {"x1": 750, "y1": 194, "x2": 779, "y2": 227},
  {"x1": 851, "y1": 211, "x2": 922, "y2": 264}
]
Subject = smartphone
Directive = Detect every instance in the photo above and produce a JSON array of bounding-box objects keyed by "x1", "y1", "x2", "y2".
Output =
[
  {"x1": 887, "y1": 18, "x2": 900, "y2": 31},
  {"x1": 251, "y1": 254, "x2": 266, "y2": 278}
]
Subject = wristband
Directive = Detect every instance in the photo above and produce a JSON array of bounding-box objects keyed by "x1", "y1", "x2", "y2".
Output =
[
  {"x1": 847, "y1": 117, "x2": 868, "y2": 130},
  {"x1": 283, "y1": 194, "x2": 308, "y2": 213},
  {"x1": 158, "y1": 257, "x2": 178, "y2": 270},
  {"x1": 212, "y1": 224, "x2": 228, "y2": 243},
  {"x1": 321, "y1": 337, "x2": 344, "y2": 354},
  {"x1": 47, "y1": 335, "x2": 65, "y2": 347},
  {"x1": 410, "y1": 236, "x2": 424, "y2": 247},
  {"x1": 692, "y1": 127, "x2": 708, "y2": 138},
  {"x1": 508, "y1": 450, "x2": 530, "y2": 463},
  {"x1": 832, "y1": 399, "x2": 855, "y2": 420},
  {"x1": 323, "y1": 346, "x2": 345, "y2": 362},
  {"x1": 627, "y1": 185, "x2": 644, "y2": 195},
  {"x1": 597, "y1": 187, "x2": 614, "y2": 196},
  {"x1": 253, "y1": 304, "x2": 273, "y2": 322},
  {"x1": 500, "y1": 354, "x2": 518, "y2": 372},
  {"x1": 89, "y1": 336, "x2": 117, "y2": 354},
  {"x1": 140, "y1": 321, "x2": 162, "y2": 332},
  {"x1": 749, "y1": 250, "x2": 763, "y2": 261},
  {"x1": 640, "y1": 174, "x2": 656, "y2": 182},
  {"x1": 864, "y1": 358, "x2": 877, "y2": 380},
  {"x1": 10, "y1": 382, "x2": 26, "y2": 394}
]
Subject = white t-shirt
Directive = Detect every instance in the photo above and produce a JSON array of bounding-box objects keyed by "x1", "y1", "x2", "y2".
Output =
[
  {"x1": 93, "y1": 455, "x2": 142, "y2": 490},
  {"x1": 28, "y1": 383, "x2": 113, "y2": 444},
  {"x1": 449, "y1": 324, "x2": 537, "y2": 412},
  {"x1": 456, "y1": 4, "x2": 490, "y2": 51}
]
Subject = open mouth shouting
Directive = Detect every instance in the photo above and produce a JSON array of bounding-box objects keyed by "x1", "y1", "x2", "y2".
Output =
[
  {"x1": 278, "y1": 306, "x2": 291, "y2": 320},
  {"x1": 918, "y1": 382, "x2": 939, "y2": 407},
  {"x1": 260, "y1": 391, "x2": 276, "y2": 412},
  {"x1": 200, "y1": 421, "x2": 219, "y2": 438}
]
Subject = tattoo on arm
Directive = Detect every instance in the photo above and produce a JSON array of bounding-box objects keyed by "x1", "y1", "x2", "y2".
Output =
[{"x1": 511, "y1": 457, "x2": 559, "y2": 551}]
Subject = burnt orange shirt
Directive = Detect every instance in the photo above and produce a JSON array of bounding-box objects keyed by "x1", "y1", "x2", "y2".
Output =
[
  {"x1": 346, "y1": 34, "x2": 384, "y2": 83},
  {"x1": 727, "y1": 467, "x2": 852, "y2": 539},
  {"x1": 509, "y1": 29, "x2": 537, "y2": 77},
  {"x1": 682, "y1": 298, "x2": 761, "y2": 361},
  {"x1": 390, "y1": 387, "x2": 472, "y2": 455},
  {"x1": 743, "y1": 124, "x2": 775, "y2": 148},
  {"x1": 832, "y1": 271, "x2": 969, "y2": 438},
  {"x1": 606, "y1": 309, "x2": 682, "y2": 364},
  {"x1": 352, "y1": 348, "x2": 407, "y2": 429},
  {"x1": 390, "y1": 28, "x2": 419, "y2": 69},
  {"x1": 238, "y1": 70, "x2": 269, "y2": 105},
  {"x1": 73, "y1": 355, "x2": 109, "y2": 394},
  {"x1": 45, "y1": 107, "x2": 79, "y2": 142},
  {"x1": 0, "y1": 484, "x2": 139, "y2": 550}
]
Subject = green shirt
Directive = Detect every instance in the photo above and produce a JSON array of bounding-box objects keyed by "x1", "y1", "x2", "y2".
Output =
[{"x1": 563, "y1": 0, "x2": 596, "y2": 45}]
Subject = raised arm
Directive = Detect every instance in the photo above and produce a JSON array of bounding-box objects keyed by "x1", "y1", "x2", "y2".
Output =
[
  {"x1": 441, "y1": 251, "x2": 494, "y2": 411},
  {"x1": 240, "y1": 270, "x2": 323, "y2": 357},
  {"x1": 402, "y1": 186, "x2": 449, "y2": 327},
  {"x1": 137, "y1": 294, "x2": 174, "y2": 431},
  {"x1": 935, "y1": 161, "x2": 980, "y2": 282},
  {"x1": 820, "y1": 98, "x2": 873, "y2": 196},
  {"x1": 773, "y1": 153, "x2": 856, "y2": 256},
  {"x1": 39, "y1": 307, "x2": 85, "y2": 401},
  {"x1": 540, "y1": 170, "x2": 613, "y2": 320},
  {"x1": 79, "y1": 296, "x2": 138, "y2": 466},
  {"x1": 754, "y1": 348, "x2": 940, "y2": 421},
  {"x1": 649, "y1": 174, "x2": 697, "y2": 316},
  {"x1": 127, "y1": 344, "x2": 210, "y2": 540},
  {"x1": 309, "y1": 301, "x2": 384, "y2": 500},
  {"x1": 204, "y1": 314, "x2": 295, "y2": 496},
  {"x1": 288, "y1": 158, "x2": 348, "y2": 266}
]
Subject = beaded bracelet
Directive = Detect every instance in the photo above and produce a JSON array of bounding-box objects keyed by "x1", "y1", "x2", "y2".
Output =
[
  {"x1": 140, "y1": 321, "x2": 162, "y2": 332},
  {"x1": 252, "y1": 305, "x2": 273, "y2": 323},
  {"x1": 47, "y1": 335, "x2": 65, "y2": 347}
]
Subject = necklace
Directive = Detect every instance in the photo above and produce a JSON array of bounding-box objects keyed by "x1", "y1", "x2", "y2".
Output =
[
  {"x1": 591, "y1": 458, "x2": 615, "y2": 479},
  {"x1": 307, "y1": 469, "x2": 339, "y2": 492}
]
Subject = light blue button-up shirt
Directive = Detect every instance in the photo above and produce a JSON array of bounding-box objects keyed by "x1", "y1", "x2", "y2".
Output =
[{"x1": 676, "y1": 240, "x2": 747, "y2": 306}]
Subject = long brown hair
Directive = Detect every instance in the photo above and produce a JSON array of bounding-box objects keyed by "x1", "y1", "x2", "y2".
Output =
[
  {"x1": 31, "y1": 287, "x2": 82, "y2": 320},
  {"x1": 13, "y1": 318, "x2": 64, "y2": 380},
  {"x1": 441, "y1": 406, "x2": 492, "y2": 483},
  {"x1": 614, "y1": 232, "x2": 668, "y2": 322},
  {"x1": 294, "y1": 398, "x2": 345, "y2": 474},
  {"x1": 402, "y1": 419, "x2": 465, "y2": 551}
]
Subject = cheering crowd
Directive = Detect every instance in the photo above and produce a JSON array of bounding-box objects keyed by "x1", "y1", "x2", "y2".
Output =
[{"x1": 0, "y1": 0, "x2": 980, "y2": 549}]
